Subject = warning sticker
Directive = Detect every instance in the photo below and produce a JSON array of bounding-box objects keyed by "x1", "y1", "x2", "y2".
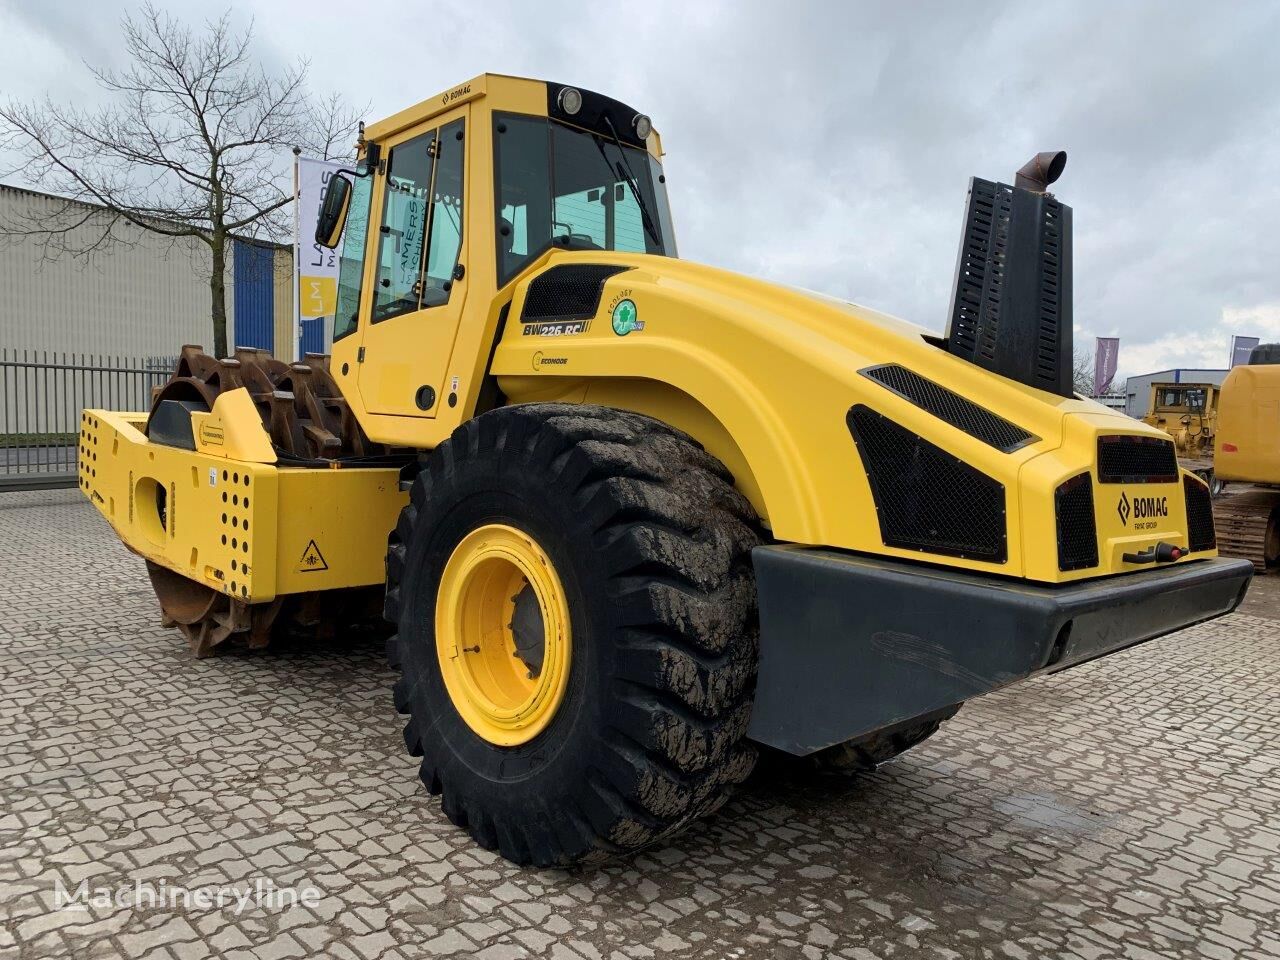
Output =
[{"x1": 298, "y1": 540, "x2": 328, "y2": 573}]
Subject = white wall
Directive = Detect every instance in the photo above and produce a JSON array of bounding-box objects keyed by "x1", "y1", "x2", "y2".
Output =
[{"x1": 0, "y1": 184, "x2": 234, "y2": 360}]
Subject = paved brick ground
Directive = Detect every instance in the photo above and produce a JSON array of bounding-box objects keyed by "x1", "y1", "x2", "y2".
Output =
[{"x1": 2, "y1": 489, "x2": 1278, "y2": 960}]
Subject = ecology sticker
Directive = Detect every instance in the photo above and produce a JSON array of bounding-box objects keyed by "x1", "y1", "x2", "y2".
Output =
[{"x1": 611, "y1": 298, "x2": 643, "y2": 336}]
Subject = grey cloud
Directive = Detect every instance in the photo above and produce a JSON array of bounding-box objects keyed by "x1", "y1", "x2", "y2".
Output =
[{"x1": 4, "y1": 0, "x2": 1278, "y2": 378}]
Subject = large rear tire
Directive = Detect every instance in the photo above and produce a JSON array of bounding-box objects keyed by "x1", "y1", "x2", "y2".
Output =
[{"x1": 385, "y1": 404, "x2": 762, "y2": 866}]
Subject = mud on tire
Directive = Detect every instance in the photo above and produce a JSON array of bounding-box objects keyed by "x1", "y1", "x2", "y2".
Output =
[{"x1": 384, "y1": 404, "x2": 762, "y2": 866}]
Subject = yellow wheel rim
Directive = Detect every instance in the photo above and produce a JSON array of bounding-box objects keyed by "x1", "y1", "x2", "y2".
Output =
[{"x1": 435, "y1": 524, "x2": 572, "y2": 746}]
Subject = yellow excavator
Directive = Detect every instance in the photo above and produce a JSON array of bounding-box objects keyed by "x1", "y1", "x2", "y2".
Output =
[
  {"x1": 1213, "y1": 344, "x2": 1280, "y2": 570},
  {"x1": 79, "y1": 74, "x2": 1251, "y2": 866}
]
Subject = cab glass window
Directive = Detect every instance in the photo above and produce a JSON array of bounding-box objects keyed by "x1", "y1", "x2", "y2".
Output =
[
  {"x1": 647, "y1": 153, "x2": 677, "y2": 257},
  {"x1": 373, "y1": 132, "x2": 435, "y2": 322},
  {"x1": 551, "y1": 122, "x2": 648, "y2": 254},
  {"x1": 494, "y1": 113, "x2": 674, "y2": 286},
  {"x1": 333, "y1": 170, "x2": 373, "y2": 341},
  {"x1": 421, "y1": 119, "x2": 465, "y2": 307},
  {"x1": 495, "y1": 115, "x2": 551, "y2": 285}
]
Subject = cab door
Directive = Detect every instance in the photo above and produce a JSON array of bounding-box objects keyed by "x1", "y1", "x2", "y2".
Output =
[{"x1": 357, "y1": 108, "x2": 468, "y2": 416}]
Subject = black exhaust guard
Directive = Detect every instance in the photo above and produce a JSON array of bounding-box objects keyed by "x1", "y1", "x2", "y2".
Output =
[{"x1": 945, "y1": 153, "x2": 1074, "y2": 399}]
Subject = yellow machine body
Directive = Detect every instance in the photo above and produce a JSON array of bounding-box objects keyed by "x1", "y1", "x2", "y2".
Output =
[
  {"x1": 490, "y1": 253, "x2": 1207, "y2": 582},
  {"x1": 1215, "y1": 363, "x2": 1280, "y2": 483},
  {"x1": 76, "y1": 73, "x2": 1253, "y2": 861},
  {"x1": 78, "y1": 396, "x2": 405, "y2": 604}
]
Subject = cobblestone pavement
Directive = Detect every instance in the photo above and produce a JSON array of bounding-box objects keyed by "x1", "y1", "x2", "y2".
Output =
[{"x1": 2, "y1": 489, "x2": 1278, "y2": 960}]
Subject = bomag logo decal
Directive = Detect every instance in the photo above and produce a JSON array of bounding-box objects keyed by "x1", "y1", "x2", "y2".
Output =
[
  {"x1": 1118, "y1": 491, "x2": 1167, "y2": 529},
  {"x1": 442, "y1": 83, "x2": 472, "y2": 106},
  {"x1": 531, "y1": 351, "x2": 569, "y2": 372},
  {"x1": 523, "y1": 320, "x2": 591, "y2": 337}
]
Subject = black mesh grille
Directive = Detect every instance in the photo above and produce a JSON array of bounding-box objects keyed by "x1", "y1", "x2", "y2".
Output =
[
  {"x1": 1184, "y1": 474, "x2": 1216, "y2": 552},
  {"x1": 1097, "y1": 435, "x2": 1179, "y2": 484},
  {"x1": 847, "y1": 405, "x2": 1007, "y2": 562},
  {"x1": 520, "y1": 264, "x2": 632, "y2": 322},
  {"x1": 1055, "y1": 473, "x2": 1098, "y2": 571},
  {"x1": 861, "y1": 365, "x2": 1038, "y2": 452}
]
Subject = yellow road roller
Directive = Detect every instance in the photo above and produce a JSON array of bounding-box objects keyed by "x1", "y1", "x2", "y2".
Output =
[{"x1": 80, "y1": 74, "x2": 1252, "y2": 866}]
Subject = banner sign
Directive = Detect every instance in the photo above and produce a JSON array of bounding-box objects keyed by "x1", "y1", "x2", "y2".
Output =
[
  {"x1": 1093, "y1": 337, "x2": 1120, "y2": 395},
  {"x1": 1230, "y1": 335, "x2": 1260, "y2": 367},
  {"x1": 295, "y1": 157, "x2": 347, "y2": 357}
]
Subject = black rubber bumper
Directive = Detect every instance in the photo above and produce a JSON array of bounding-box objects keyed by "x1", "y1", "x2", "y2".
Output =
[{"x1": 746, "y1": 547, "x2": 1253, "y2": 755}]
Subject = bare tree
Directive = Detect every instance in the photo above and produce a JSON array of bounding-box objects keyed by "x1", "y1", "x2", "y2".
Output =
[
  {"x1": 1072, "y1": 345, "x2": 1096, "y2": 396},
  {"x1": 303, "y1": 91, "x2": 366, "y2": 162},
  {"x1": 0, "y1": 4, "x2": 363, "y2": 357}
]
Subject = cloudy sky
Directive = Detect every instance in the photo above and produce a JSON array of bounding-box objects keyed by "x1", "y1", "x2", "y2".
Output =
[{"x1": 3, "y1": 0, "x2": 1279, "y2": 381}]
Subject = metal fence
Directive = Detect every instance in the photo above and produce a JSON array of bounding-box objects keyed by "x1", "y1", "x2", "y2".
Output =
[{"x1": 1, "y1": 349, "x2": 176, "y2": 491}]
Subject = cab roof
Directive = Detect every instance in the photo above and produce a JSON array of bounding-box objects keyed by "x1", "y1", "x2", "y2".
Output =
[{"x1": 363, "y1": 74, "x2": 663, "y2": 159}]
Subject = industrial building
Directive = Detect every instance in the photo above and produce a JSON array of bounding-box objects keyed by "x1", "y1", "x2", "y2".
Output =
[
  {"x1": 1124, "y1": 368, "x2": 1228, "y2": 418},
  {"x1": 0, "y1": 183, "x2": 295, "y2": 361}
]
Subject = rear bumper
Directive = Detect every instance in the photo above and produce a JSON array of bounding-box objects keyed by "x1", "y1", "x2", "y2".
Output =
[{"x1": 746, "y1": 546, "x2": 1253, "y2": 755}]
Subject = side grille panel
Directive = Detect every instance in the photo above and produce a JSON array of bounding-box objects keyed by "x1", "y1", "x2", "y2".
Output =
[
  {"x1": 1055, "y1": 473, "x2": 1098, "y2": 571},
  {"x1": 1184, "y1": 475, "x2": 1216, "y2": 552},
  {"x1": 846, "y1": 405, "x2": 1007, "y2": 563},
  {"x1": 1096, "y1": 435, "x2": 1179, "y2": 484},
  {"x1": 520, "y1": 264, "x2": 632, "y2": 322},
  {"x1": 861, "y1": 364, "x2": 1038, "y2": 452}
]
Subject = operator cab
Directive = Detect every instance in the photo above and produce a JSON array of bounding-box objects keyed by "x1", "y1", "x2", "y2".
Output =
[
  {"x1": 312, "y1": 75, "x2": 676, "y2": 429},
  {"x1": 316, "y1": 78, "x2": 676, "y2": 298}
]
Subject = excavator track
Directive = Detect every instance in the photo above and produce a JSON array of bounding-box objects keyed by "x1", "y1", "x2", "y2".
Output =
[
  {"x1": 1213, "y1": 489, "x2": 1280, "y2": 573},
  {"x1": 144, "y1": 345, "x2": 391, "y2": 656}
]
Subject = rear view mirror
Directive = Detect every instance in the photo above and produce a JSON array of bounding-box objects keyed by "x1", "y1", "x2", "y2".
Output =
[{"x1": 315, "y1": 175, "x2": 353, "y2": 249}]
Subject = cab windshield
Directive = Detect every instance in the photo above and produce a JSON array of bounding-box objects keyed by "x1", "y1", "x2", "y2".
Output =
[
  {"x1": 494, "y1": 113, "x2": 676, "y2": 285},
  {"x1": 1156, "y1": 387, "x2": 1207, "y2": 411}
]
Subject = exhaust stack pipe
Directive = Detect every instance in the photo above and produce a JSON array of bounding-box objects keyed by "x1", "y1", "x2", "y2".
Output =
[
  {"x1": 1014, "y1": 151, "x2": 1067, "y2": 193},
  {"x1": 945, "y1": 152, "x2": 1074, "y2": 398}
]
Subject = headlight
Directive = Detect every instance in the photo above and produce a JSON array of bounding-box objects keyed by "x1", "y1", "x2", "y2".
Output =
[
  {"x1": 632, "y1": 113, "x2": 652, "y2": 140},
  {"x1": 557, "y1": 87, "x2": 583, "y2": 116}
]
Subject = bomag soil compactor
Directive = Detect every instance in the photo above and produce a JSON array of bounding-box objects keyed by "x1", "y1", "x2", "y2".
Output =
[{"x1": 80, "y1": 74, "x2": 1253, "y2": 866}]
